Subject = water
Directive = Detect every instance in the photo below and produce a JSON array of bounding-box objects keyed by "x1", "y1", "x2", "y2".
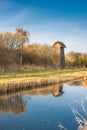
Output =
[{"x1": 0, "y1": 80, "x2": 87, "y2": 130}]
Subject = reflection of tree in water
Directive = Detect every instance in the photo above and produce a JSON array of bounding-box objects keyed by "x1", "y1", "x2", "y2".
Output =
[
  {"x1": 23, "y1": 84, "x2": 64, "y2": 98},
  {"x1": 82, "y1": 78, "x2": 87, "y2": 88},
  {"x1": 65, "y1": 78, "x2": 87, "y2": 88},
  {"x1": 0, "y1": 84, "x2": 64, "y2": 115},
  {"x1": 66, "y1": 80, "x2": 82, "y2": 87},
  {"x1": 0, "y1": 95, "x2": 26, "y2": 115}
]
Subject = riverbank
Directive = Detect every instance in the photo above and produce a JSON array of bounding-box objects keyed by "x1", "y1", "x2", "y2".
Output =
[{"x1": 0, "y1": 68, "x2": 87, "y2": 94}]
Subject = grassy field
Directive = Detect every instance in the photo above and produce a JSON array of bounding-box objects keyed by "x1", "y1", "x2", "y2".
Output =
[
  {"x1": 0, "y1": 68, "x2": 87, "y2": 94},
  {"x1": 0, "y1": 68, "x2": 87, "y2": 83}
]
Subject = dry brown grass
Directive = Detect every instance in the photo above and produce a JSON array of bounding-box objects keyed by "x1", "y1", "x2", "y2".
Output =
[{"x1": 0, "y1": 69, "x2": 87, "y2": 94}]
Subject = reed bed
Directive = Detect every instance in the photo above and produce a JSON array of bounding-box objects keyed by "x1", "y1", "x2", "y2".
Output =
[{"x1": 0, "y1": 69, "x2": 87, "y2": 94}]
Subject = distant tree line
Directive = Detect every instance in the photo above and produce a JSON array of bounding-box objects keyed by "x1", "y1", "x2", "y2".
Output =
[
  {"x1": 0, "y1": 28, "x2": 87, "y2": 71},
  {"x1": 66, "y1": 51, "x2": 87, "y2": 68},
  {"x1": 0, "y1": 28, "x2": 59, "y2": 71}
]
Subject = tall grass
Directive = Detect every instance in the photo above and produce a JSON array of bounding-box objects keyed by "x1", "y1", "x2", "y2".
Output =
[
  {"x1": 58, "y1": 97, "x2": 87, "y2": 130},
  {"x1": 0, "y1": 69, "x2": 86, "y2": 94}
]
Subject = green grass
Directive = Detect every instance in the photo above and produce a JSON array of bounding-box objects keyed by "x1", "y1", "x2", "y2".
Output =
[
  {"x1": 0, "y1": 68, "x2": 86, "y2": 94},
  {"x1": 0, "y1": 68, "x2": 86, "y2": 81}
]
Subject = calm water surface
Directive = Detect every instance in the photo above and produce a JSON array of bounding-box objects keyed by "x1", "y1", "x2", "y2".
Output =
[{"x1": 0, "y1": 80, "x2": 87, "y2": 130}]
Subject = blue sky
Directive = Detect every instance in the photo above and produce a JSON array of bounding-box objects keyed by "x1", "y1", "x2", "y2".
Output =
[{"x1": 0, "y1": 0, "x2": 87, "y2": 53}]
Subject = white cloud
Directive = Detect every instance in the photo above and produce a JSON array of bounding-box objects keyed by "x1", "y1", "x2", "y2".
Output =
[
  {"x1": 0, "y1": 9, "x2": 27, "y2": 32},
  {"x1": 28, "y1": 21, "x2": 87, "y2": 53},
  {"x1": 0, "y1": 18, "x2": 87, "y2": 53},
  {"x1": 0, "y1": 10, "x2": 26, "y2": 26}
]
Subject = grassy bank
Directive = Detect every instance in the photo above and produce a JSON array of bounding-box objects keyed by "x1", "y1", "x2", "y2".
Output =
[{"x1": 0, "y1": 68, "x2": 87, "y2": 94}]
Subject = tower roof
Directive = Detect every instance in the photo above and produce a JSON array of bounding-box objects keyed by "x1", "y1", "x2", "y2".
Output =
[{"x1": 53, "y1": 41, "x2": 66, "y2": 48}]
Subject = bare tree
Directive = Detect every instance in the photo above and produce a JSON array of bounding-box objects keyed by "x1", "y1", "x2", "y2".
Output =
[{"x1": 14, "y1": 28, "x2": 30, "y2": 64}]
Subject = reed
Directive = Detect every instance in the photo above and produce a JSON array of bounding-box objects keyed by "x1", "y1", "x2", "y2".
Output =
[{"x1": 0, "y1": 69, "x2": 87, "y2": 94}]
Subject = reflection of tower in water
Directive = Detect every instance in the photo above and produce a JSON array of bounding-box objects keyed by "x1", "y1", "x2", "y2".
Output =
[
  {"x1": 15, "y1": 84, "x2": 64, "y2": 97},
  {"x1": 51, "y1": 84, "x2": 64, "y2": 97},
  {"x1": 23, "y1": 84, "x2": 64, "y2": 97}
]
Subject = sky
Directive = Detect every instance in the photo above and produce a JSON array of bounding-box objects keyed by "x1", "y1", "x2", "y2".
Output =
[{"x1": 0, "y1": 0, "x2": 87, "y2": 53}]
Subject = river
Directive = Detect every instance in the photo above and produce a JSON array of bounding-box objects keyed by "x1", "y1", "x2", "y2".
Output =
[{"x1": 0, "y1": 79, "x2": 87, "y2": 130}]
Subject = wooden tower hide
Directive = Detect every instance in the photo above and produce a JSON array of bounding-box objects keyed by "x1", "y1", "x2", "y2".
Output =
[{"x1": 53, "y1": 41, "x2": 66, "y2": 68}]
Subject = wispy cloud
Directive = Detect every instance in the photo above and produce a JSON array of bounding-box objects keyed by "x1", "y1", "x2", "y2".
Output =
[
  {"x1": 28, "y1": 21, "x2": 87, "y2": 53},
  {"x1": 0, "y1": 10, "x2": 87, "y2": 53},
  {"x1": 0, "y1": 9, "x2": 27, "y2": 32},
  {"x1": 0, "y1": 10, "x2": 26, "y2": 25}
]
